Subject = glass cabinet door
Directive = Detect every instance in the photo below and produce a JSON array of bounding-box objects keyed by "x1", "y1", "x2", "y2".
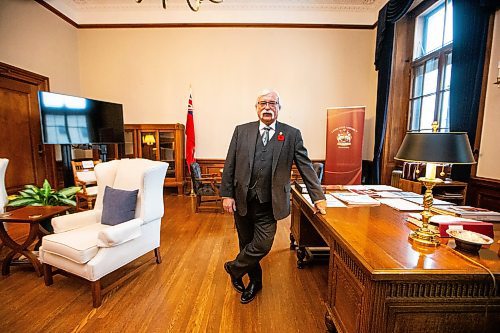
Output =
[
  {"x1": 123, "y1": 129, "x2": 136, "y2": 158},
  {"x1": 159, "y1": 130, "x2": 176, "y2": 178},
  {"x1": 140, "y1": 131, "x2": 157, "y2": 161}
]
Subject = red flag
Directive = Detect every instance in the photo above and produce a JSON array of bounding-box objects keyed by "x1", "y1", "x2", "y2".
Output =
[{"x1": 185, "y1": 92, "x2": 196, "y2": 172}]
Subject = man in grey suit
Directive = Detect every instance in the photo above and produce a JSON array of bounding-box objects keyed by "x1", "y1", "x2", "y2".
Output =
[{"x1": 221, "y1": 89, "x2": 326, "y2": 304}]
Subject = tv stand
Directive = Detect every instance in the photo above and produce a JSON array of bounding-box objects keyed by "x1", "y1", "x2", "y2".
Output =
[{"x1": 61, "y1": 144, "x2": 74, "y2": 187}]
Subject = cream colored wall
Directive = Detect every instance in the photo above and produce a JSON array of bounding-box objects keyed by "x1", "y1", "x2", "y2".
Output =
[
  {"x1": 0, "y1": 1, "x2": 80, "y2": 95},
  {"x1": 477, "y1": 10, "x2": 500, "y2": 180},
  {"x1": 78, "y1": 28, "x2": 377, "y2": 160}
]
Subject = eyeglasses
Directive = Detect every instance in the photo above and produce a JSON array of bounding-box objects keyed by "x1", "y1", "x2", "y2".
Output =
[{"x1": 257, "y1": 101, "x2": 279, "y2": 108}]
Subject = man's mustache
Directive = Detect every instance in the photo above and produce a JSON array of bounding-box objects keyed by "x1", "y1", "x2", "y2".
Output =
[{"x1": 261, "y1": 111, "x2": 274, "y2": 117}]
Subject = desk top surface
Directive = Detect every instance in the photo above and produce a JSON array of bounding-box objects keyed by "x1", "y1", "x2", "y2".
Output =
[
  {"x1": 293, "y1": 187, "x2": 500, "y2": 277},
  {"x1": 0, "y1": 206, "x2": 70, "y2": 223}
]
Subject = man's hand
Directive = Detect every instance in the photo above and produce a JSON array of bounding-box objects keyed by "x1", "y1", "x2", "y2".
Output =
[
  {"x1": 223, "y1": 198, "x2": 237, "y2": 214},
  {"x1": 314, "y1": 199, "x2": 327, "y2": 215}
]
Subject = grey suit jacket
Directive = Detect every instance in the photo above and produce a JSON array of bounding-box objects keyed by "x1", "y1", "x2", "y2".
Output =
[{"x1": 220, "y1": 121, "x2": 325, "y2": 220}]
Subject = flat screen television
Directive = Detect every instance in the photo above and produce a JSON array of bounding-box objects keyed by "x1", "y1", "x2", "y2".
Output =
[{"x1": 38, "y1": 91, "x2": 125, "y2": 144}]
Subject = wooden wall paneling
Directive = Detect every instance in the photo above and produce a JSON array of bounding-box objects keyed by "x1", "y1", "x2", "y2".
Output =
[
  {"x1": 380, "y1": 16, "x2": 414, "y2": 185},
  {"x1": 0, "y1": 62, "x2": 56, "y2": 193},
  {"x1": 467, "y1": 177, "x2": 500, "y2": 211}
]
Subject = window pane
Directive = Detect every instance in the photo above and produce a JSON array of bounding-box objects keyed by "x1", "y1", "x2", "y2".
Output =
[
  {"x1": 420, "y1": 95, "x2": 436, "y2": 130},
  {"x1": 444, "y1": 0, "x2": 453, "y2": 45},
  {"x1": 425, "y1": 6, "x2": 445, "y2": 53},
  {"x1": 413, "y1": 65, "x2": 425, "y2": 97},
  {"x1": 410, "y1": 98, "x2": 422, "y2": 131},
  {"x1": 423, "y1": 59, "x2": 438, "y2": 95},
  {"x1": 442, "y1": 53, "x2": 452, "y2": 90},
  {"x1": 439, "y1": 91, "x2": 450, "y2": 130}
]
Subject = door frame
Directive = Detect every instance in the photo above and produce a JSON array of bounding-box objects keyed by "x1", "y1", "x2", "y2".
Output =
[{"x1": 0, "y1": 62, "x2": 56, "y2": 192}]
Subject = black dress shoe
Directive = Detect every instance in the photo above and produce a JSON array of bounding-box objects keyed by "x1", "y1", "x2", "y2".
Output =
[
  {"x1": 224, "y1": 262, "x2": 245, "y2": 293},
  {"x1": 240, "y1": 281, "x2": 262, "y2": 304}
]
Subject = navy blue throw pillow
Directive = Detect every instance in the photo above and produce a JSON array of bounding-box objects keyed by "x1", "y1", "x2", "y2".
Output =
[{"x1": 101, "y1": 186, "x2": 139, "y2": 226}]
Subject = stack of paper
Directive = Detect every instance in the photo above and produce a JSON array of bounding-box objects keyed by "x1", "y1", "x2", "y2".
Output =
[
  {"x1": 324, "y1": 194, "x2": 347, "y2": 208},
  {"x1": 376, "y1": 198, "x2": 422, "y2": 211},
  {"x1": 303, "y1": 193, "x2": 347, "y2": 208},
  {"x1": 365, "y1": 185, "x2": 402, "y2": 192},
  {"x1": 403, "y1": 197, "x2": 454, "y2": 206},
  {"x1": 332, "y1": 192, "x2": 380, "y2": 206}
]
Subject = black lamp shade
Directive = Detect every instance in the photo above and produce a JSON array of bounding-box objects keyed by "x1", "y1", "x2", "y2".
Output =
[{"x1": 395, "y1": 132, "x2": 475, "y2": 164}]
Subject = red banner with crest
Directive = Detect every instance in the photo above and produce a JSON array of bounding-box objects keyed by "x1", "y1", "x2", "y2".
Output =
[{"x1": 324, "y1": 107, "x2": 365, "y2": 185}]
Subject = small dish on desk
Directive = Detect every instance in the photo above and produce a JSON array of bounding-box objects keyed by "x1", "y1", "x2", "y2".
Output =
[{"x1": 446, "y1": 229, "x2": 494, "y2": 253}]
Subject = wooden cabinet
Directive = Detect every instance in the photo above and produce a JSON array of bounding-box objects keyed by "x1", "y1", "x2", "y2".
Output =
[
  {"x1": 398, "y1": 179, "x2": 468, "y2": 205},
  {"x1": 123, "y1": 124, "x2": 185, "y2": 194}
]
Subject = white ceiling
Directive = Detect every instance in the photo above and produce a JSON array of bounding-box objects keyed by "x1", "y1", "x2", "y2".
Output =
[{"x1": 42, "y1": 0, "x2": 388, "y2": 26}]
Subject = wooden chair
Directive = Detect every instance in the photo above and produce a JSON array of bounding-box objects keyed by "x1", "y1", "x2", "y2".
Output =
[
  {"x1": 71, "y1": 160, "x2": 100, "y2": 211},
  {"x1": 312, "y1": 162, "x2": 324, "y2": 184},
  {"x1": 190, "y1": 162, "x2": 223, "y2": 213}
]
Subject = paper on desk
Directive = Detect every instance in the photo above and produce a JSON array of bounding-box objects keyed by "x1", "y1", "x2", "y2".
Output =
[
  {"x1": 325, "y1": 194, "x2": 346, "y2": 207},
  {"x1": 332, "y1": 192, "x2": 381, "y2": 206},
  {"x1": 403, "y1": 197, "x2": 455, "y2": 206},
  {"x1": 376, "y1": 191, "x2": 402, "y2": 198},
  {"x1": 303, "y1": 194, "x2": 346, "y2": 208},
  {"x1": 365, "y1": 185, "x2": 402, "y2": 192},
  {"x1": 342, "y1": 185, "x2": 368, "y2": 190},
  {"x1": 377, "y1": 198, "x2": 423, "y2": 211}
]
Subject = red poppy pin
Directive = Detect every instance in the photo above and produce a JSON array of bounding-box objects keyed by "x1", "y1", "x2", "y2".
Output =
[{"x1": 277, "y1": 132, "x2": 285, "y2": 141}]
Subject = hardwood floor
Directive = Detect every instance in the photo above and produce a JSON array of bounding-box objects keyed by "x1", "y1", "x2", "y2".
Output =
[{"x1": 0, "y1": 195, "x2": 328, "y2": 333}]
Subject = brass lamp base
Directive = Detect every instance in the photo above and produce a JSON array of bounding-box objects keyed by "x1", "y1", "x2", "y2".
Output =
[
  {"x1": 409, "y1": 228, "x2": 440, "y2": 247},
  {"x1": 408, "y1": 177, "x2": 443, "y2": 247}
]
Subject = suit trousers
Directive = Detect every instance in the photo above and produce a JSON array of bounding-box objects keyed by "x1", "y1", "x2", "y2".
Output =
[{"x1": 229, "y1": 197, "x2": 277, "y2": 283}]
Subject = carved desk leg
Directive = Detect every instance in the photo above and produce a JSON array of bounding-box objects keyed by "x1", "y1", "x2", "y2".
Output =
[
  {"x1": 297, "y1": 246, "x2": 306, "y2": 269},
  {"x1": 325, "y1": 312, "x2": 338, "y2": 333},
  {"x1": 290, "y1": 232, "x2": 297, "y2": 250}
]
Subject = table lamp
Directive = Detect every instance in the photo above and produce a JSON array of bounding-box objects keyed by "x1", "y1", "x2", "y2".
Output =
[{"x1": 394, "y1": 127, "x2": 475, "y2": 246}]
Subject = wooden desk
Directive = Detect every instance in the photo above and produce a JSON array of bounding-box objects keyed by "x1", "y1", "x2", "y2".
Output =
[
  {"x1": 291, "y1": 187, "x2": 500, "y2": 333},
  {"x1": 0, "y1": 206, "x2": 70, "y2": 276}
]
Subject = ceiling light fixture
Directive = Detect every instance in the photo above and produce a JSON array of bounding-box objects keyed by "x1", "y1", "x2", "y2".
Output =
[{"x1": 135, "y1": 0, "x2": 223, "y2": 12}]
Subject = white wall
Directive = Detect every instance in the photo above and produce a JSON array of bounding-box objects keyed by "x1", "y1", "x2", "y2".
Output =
[
  {"x1": 0, "y1": 1, "x2": 80, "y2": 95},
  {"x1": 477, "y1": 10, "x2": 500, "y2": 180},
  {"x1": 78, "y1": 27, "x2": 377, "y2": 160}
]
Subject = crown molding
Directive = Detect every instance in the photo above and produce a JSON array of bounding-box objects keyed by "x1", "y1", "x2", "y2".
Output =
[{"x1": 37, "y1": 0, "x2": 384, "y2": 27}]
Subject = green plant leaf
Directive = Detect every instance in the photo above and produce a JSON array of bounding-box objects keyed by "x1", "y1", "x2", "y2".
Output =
[
  {"x1": 57, "y1": 198, "x2": 77, "y2": 206},
  {"x1": 42, "y1": 179, "x2": 51, "y2": 198},
  {"x1": 7, "y1": 197, "x2": 40, "y2": 206},
  {"x1": 58, "y1": 186, "x2": 81, "y2": 197},
  {"x1": 21, "y1": 188, "x2": 37, "y2": 197}
]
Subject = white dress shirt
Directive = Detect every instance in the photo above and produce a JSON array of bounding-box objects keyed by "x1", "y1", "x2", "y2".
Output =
[{"x1": 259, "y1": 121, "x2": 276, "y2": 141}]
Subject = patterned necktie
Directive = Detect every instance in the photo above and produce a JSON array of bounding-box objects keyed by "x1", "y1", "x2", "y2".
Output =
[{"x1": 262, "y1": 127, "x2": 271, "y2": 146}]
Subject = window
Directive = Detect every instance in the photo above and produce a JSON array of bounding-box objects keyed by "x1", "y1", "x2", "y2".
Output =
[{"x1": 408, "y1": 0, "x2": 453, "y2": 132}]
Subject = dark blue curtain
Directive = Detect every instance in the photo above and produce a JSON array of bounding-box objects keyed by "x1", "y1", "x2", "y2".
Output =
[
  {"x1": 372, "y1": 0, "x2": 414, "y2": 184},
  {"x1": 449, "y1": 0, "x2": 498, "y2": 180}
]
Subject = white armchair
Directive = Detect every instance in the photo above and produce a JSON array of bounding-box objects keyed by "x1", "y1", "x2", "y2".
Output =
[{"x1": 40, "y1": 158, "x2": 168, "y2": 307}]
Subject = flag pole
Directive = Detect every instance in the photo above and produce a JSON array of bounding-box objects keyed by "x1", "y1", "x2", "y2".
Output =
[{"x1": 187, "y1": 84, "x2": 196, "y2": 197}]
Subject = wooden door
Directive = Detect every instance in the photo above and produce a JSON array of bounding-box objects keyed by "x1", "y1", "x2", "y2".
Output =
[{"x1": 0, "y1": 63, "x2": 56, "y2": 193}]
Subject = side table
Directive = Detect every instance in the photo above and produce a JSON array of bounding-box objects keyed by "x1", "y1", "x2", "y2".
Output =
[{"x1": 0, "y1": 206, "x2": 70, "y2": 276}]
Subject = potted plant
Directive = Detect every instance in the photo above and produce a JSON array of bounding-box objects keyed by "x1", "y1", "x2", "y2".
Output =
[
  {"x1": 8, "y1": 179, "x2": 80, "y2": 207},
  {"x1": 8, "y1": 179, "x2": 81, "y2": 233}
]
